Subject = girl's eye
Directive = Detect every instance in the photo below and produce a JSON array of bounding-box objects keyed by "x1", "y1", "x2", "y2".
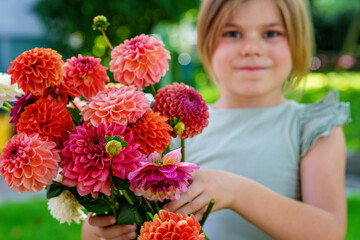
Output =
[
  {"x1": 263, "y1": 31, "x2": 280, "y2": 38},
  {"x1": 224, "y1": 31, "x2": 241, "y2": 38}
]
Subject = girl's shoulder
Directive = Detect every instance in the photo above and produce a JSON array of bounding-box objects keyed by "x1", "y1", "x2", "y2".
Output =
[{"x1": 298, "y1": 90, "x2": 351, "y2": 157}]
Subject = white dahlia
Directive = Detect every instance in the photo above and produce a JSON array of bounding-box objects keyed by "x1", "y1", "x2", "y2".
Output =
[{"x1": 0, "y1": 73, "x2": 24, "y2": 107}]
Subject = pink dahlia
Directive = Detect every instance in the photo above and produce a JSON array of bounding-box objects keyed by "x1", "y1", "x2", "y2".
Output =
[
  {"x1": 138, "y1": 210, "x2": 205, "y2": 240},
  {"x1": 60, "y1": 123, "x2": 145, "y2": 197},
  {"x1": 10, "y1": 93, "x2": 37, "y2": 132},
  {"x1": 128, "y1": 148, "x2": 199, "y2": 202},
  {"x1": 0, "y1": 132, "x2": 60, "y2": 193},
  {"x1": 7, "y1": 47, "x2": 64, "y2": 96},
  {"x1": 153, "y1": 82, "x2": 209, "y2": 139},
  {"x1": 81, "y1": 86, "x2": 150, "y2": 128},
  {"x1": 128, "y1": 111, "x2": 173, "y2": 156},
  {"x1": 109, "y1": 34, "x2": 170, "y2": 89},
  {"x1": 16, "y1": 98, "x2": 74, "y2": 146},
  {"x1": 63, "y1": 54, "x2": 110, "y2": 99}
]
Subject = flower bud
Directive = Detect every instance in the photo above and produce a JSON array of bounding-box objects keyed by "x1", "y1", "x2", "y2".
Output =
[
  {"x1": 105, "y1": 140, "x2": 122, "y2": 156},
  {"x1": 92, "y1": 15, "x2": 110, "y2": 31},
  {"x1": 174, "y1": 122, "x2": 185, "y2": 136}
]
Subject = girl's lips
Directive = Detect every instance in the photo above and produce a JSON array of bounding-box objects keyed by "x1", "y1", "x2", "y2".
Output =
[{"x1": 238, "y1": 66, "x2": 267, "y2": 71}]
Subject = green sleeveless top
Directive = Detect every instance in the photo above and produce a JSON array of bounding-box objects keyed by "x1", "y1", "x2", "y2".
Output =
[{"x1": 181, "y1": 90, "x2": 350, "y2": 240}]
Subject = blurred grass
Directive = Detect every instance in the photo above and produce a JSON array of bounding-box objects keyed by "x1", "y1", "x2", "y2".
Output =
[
  {"x1": 0, "y1": 193, "x2": 359, "y2": 239},
  {"x1": 0, "y1": 197, "x2": 82, "y2": 240}
]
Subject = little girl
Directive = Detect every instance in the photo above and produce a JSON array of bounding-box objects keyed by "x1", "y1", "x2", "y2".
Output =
[{"x1": 83, "y1": 0, "x2": 350, "y2": 239}]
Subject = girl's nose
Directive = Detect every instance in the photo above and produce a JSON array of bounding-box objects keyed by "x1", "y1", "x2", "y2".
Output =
[{"x1": 238, "y1": 36, "x2": 263, "y2": 57}]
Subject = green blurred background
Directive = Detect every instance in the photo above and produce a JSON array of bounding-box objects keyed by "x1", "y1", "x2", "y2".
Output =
[{"x1": 0, "y1": 0, "x2": 360, "y2": 239}]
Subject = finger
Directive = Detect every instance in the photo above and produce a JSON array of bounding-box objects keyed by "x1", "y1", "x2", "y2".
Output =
[
  {"x1": 194, "y1": 205, "x2": 208, "y2": 221},
  {"x1": 164, "y1": 181, "x2": 203, "y2": 212},
  {"x1": 99, "y1": 230, "x2": 137, "y2": 240},
  {"x1": 88, "y1": 214, "x2": 116, "y2": 227},
  {"x1": 175, "y1": 194, "x2": 209, "y2": 216},
  {"x1": 95, "y1": 224, "x2": 137, "y2": 239}
]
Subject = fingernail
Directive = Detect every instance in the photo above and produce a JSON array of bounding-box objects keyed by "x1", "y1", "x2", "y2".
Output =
[
  {"x1": 130, "y1": 224, "x2": 137, "y2": 230},
  {"x1": 128, "y1": 232, "x2": 137, "y2": 239},
  {"x1": 109, "y1": 217, "x2": 116, "y2": 224}
]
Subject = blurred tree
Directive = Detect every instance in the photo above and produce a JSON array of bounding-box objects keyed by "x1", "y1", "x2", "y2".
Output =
[{"x1": 34, "y1": 0, "x2": 201, "y2": 59}]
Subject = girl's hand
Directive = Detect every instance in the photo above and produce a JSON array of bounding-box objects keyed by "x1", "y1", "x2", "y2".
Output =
[
  {"x1": 83, "y1": 214, "x2": 137, "y2": 240},
  {"x1": 163, "y1": 169, "x2": 239, "y2": 220}
]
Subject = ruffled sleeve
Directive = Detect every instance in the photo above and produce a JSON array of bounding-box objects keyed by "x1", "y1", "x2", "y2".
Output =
[{"x1": 300, "y1": 90, "x2": 351, "y2": 157}]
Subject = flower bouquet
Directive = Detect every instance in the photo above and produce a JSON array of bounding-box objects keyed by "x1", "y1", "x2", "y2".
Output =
[{"x1": 0, "y1": 16, "x2": 213, "y2": 239}]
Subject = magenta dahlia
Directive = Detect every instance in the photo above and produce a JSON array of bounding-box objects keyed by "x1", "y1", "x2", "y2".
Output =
[
  {"x1": 81, "y1": 86, "x2": 150, "y2": 128},
  {"x1": 128, "y1": 149, "x2": 199, "y2": 202},
  {"x1": 60, "y1": 123, "x2": 145, "y2": 197},
  {"x1": 109, "y1": 34, "x2": 170, "y2": 89},
  {"x1": 0, "y1": 132, "x2": 60, "y2": 193},
  {"x1": 153, "y1": 82, "x2": 209, "y2": 139}
]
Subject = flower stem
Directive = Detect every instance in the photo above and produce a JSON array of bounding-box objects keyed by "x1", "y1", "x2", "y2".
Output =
[
  {"x1": 4, "y1": 101, "x2": 12, "y2": 109},
  {"x1": 141, "y1": 196, "x2": 155, "y2": 215},
  {"x1": 181, "y1": 139, "x2": 185, "y2": 162},
  {"x1": 1, "y1": 106, "x2": 11, "y2": 113},
  {"x1": 122, "y1": 189, "x2": 134, "y2": 205},
  {"x1": 150, "y1": 85, "x2": 157, "y2": 96},
  {"x1": 199, "y1": 198, "x2": 215, "y2": 226},
  {"x1": 100, "y1": 29, "x2": 113, "y2": 51},
  {"x1": 109, "y1": 156, "x2": 119, "y2": 220}
]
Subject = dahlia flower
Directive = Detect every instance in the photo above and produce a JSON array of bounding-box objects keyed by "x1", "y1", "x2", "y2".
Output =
[
  {"x1": 128, "y1": 149, "x2": 199, "y2": 202},
  {"x1": 63, "y1": 54, "x2": 110, "y2": 99},
  {"x1": 42, "y1": 76, "x2": 81, "y2": 104},
  {"x1": 16, "y1": 98, "x2": 74, "y2": 146},
  {"x1": 9, "y1": 93, "x2": 37, "y2": 132},
  {"x1": 0, "y1": 132, "x2": 60, "y2": 193},
  {"x1": 153, "y1": 82, "x2": 209, "y2": 139},
  {"x1": 7, "y1": 47, "x2": 64, "y2": 96},
  {"x1": 48, "y1": 190, "x2": 87, "y2": 225},
  {"x1": 138, "y1": 210, "x2": 205, "y2": 240},
  {"x1": 0, "y1": 73, "x2": 24, "y2": 107},
  {"x1": 60, "y1": 123, "x2": 145, "y2": 197},
  {"x1": 81, "y1": 86, "x2": 150, "y2": 128},
  {"x1": 109, "y1": 34, "x2": 170, "y2": 89},
  {"x1": 128, "y1": 111, "x2": 172, "y2": 155}
]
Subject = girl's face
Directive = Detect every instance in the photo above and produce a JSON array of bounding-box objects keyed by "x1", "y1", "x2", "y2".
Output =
[{"x1": 211, "y1": 0, "x2": 292, "y2": 108}]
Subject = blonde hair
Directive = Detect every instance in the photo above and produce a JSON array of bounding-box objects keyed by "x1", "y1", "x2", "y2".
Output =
[{"x1": 197, "y1": 0, "x2": 314, "y2": 90}]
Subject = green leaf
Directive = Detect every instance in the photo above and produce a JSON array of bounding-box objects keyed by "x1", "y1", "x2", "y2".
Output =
[
  {"x1": 68, "y1": 188, "x2": 112, "y2": 214},
  {"x1": 117, "y1": 204, "x2": 143, "y2": 225},
  {"x1": 68, "y1": 107, "x2": 83, "y2": 125},
  {"x1": 113, "y1": 135, "x2": 122, "y2": 142},
  {"x1": 113, "y1": 177, "x2": 130, "y2": 190},
  {"x1": 105, "y1": 135, "x2": 112, "y2": 142},
  {"x1": 46, "y1": 183, "x2": 64, "y2": 199}
]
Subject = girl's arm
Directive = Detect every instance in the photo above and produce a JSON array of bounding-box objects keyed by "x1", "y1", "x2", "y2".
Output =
[{"x1": 164, "y1": 126, "x2": 347, "y2": 240}]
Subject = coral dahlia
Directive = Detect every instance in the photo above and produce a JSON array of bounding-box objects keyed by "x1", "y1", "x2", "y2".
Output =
[
  {"x1": 153, "y1": 82, "x2": 209, "y2": 139},
  {"x1": 16, "y1": 98, "x2": 74, "y2": 146},
  {"x1": 60, "y1": 123, "x2": 145, "y2": 197},
  {"x1": 128, "y1": 149, "x2": 199, "y2": 202},
  {"x1": 138, "y1": 210, "x2": 205, "y2": 240},
  {"x1": 8, "y1": 47, "x2": 64, "y2": 96},
  {"x1": 0, "y1": 132, "x2": 61, "y2": 193},
  {"x1": 63, "y1": 54, "x2": 110, "y2": 99},
  {"x1": 128, "y1": 111, "x2": 172, "y2": 155},
  {"x1": 109, "y1": 34, "x2": 170, "y2": 89},
  {"x1": 81, "y1": 86, "x2": 150, "y2": 128}
]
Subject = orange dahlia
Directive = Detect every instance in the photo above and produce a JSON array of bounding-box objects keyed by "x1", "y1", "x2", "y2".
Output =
[
  {"x1": 153, "y1": 83, "x2": 209, "y2": 139},
  {"x1": 8, "y1": 47, "x2": 64, "y2": 96},
  {"x1": 81, "y1": 86, "x2": 150, "y2": 128},
  {"x1": 138, "y1": 210, "x2": 205, "y2": 240},
  {"x1": 109, "y1": 34, "x2": 170, "y2": 89},
  {"x1": 0, "y1": 132, "x2": 60, "y2": 193},
  {"x1": 63, "y1": 54, "x2": 110, "y2": 99},
  {"x1": 16, "y1": 98, "x2": 74, "y2": 146},
  {"x1": 128, "y1": 111, "x2": 172, "y2": 155}
]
